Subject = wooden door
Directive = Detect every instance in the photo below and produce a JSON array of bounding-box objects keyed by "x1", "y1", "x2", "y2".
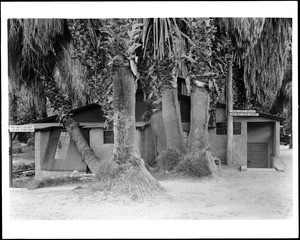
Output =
[{"x1": 247, "y1": 143, "x2": 268, "y2": 168}]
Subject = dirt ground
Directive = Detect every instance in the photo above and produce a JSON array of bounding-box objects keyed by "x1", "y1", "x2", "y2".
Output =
[{"x1": 8, "y1": 146, "x2": 294, "y2": 221}]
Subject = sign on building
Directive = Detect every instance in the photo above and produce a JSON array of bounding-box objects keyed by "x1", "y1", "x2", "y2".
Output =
[
  {"x1": 229, "y1": 110, "x2": 259, "y2": 116},
  {"x1": 9, "y1": 125, "x2": 35, "y2": 132}
]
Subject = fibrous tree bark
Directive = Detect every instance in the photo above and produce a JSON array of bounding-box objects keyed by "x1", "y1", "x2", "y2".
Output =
[
  {"x1": 186, "y1": 86, "x2": 210, "y2": 151},
  {"x1": 176, "y1": 84, "x2": 221, "y2": 178},
  {"x1": 162, "y1": 87, "x2": 187, "y2": 154},
  {"x1": 92, "y1": 55, "x2": 166, "y2": 200},
  {"x1": 149, "y1": 110, "x2": 167, "y2": 157}
]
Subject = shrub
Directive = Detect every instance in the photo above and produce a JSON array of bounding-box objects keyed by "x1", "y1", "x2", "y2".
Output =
[
  {"x1": 95, "y1": 159, "x2": 120, "y2": 180},
  {"x1": 12, "y1": 147, "x2": 23, "y2": 154},
  {"x1": 27, "y1": 137, "x2": 34, "y2": 146},
  {"x1": 155, "y1": 148, "x2": 183, "y2": 172},
  {"x1": 175, "y1": 149, "x2": 212, "y2": 178}
]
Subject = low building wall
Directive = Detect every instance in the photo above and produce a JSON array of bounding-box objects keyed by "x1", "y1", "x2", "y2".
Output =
[
  {"x1": 208, "y1": 121, "x2": 247, "y2": 167},
  {"x1": 35, "y1": 127, "x2": 155, "y2": 180}
]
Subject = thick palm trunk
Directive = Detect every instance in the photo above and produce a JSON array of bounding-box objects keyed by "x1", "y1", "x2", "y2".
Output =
[
  {"x1": 64, "y1": 117, "x2": 101, "y2": 172},
  {"x1": 162, "y1": 87, "x2": 187, "y2": 154},
  {"x1": 112, "y1": 56, "x2": 136, "y2": 164},
  {"x1": 152, "y1": 87, "x2": 187, "y2": 173},
  {"x1": 176, "y1": 85, "x2": 220, "y2": 178},
  {"x1": 150, "y1": 110, "x2": 167, "y2": 156},
  {"x1": 186, "y1": 86, "x2": 210, "y2": 150},
  {"x1": 42, "y1": 77, "x2": 101, "y2": 173},
  {"x1": 92, "y1": 55, "x2": 166, "y2": 200}
]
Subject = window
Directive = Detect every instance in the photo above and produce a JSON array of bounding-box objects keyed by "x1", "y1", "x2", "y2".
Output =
[
  {"x1": 216, "y1": 122, "x2": 227, "y2": 135},
  {"x1": 103, "y1": 130, "x2": 114, "y2": 144},
  {"x1": 233, "y1": 122, "x2": 242, "y2": 135},
  {"x1": 54, "y1": 131, "x2": 70, "y2": 159},
  {"x1": 216, "y1": 122, "x2": 241, "y2": 135}
]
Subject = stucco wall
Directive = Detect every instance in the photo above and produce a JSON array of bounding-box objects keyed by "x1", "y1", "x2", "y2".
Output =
[
  {"x1": 35, "y1": 127, "x2": 151, "y2": 180},
  {"x1": 90, "y1": 128, "x2": 114, "y2": 161},
  {"x1": 35, "y1": 131, "x2": 50, "y2": 180},
  {"x1": 210, "y1": 107, "x2": 278, "y2": 167},
  {"x1": 89, "y1": 127, "x2": 155, "y2": 164},
  {"x1": 208, "y1": 121, "x2": 247, "y2": 166}
]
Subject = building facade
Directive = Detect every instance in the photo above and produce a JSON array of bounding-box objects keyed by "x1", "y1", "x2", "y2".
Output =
[{"x1": 30, "y1": 89, "x2": 284, "y2": 180}]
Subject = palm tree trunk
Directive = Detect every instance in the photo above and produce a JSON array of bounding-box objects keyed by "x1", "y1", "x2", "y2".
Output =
[
  {"x1": 152, "y1": 86, "x2": 187, "y2": 172},
  {"x1": 186, "y1": 86, "x2": 209, "y2": 150},
  {"x1": 91, "y1": 55, "x2": 166, "y2": 200},
  {"x1": 64, "y1": 117, "x2": 101, "y2": 172},
  {"x1": 42, "y1": 76, "x2": 101, "y2": 173},
  {"x1": 176, "y1": 85, "x2": 220, "y2": 178},
  {"x1": 112, "y1": 56, "x2": 137, "y2": 164},
  {"x1": 162, "y1": 87, "x2": 187, "y2": 154},
  {"x1": 150, "y1": 110, "x2": 167, "y2": 156}
]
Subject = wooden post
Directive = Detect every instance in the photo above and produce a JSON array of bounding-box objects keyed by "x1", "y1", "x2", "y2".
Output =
[
  {"x1": 9, "y1": 132, "x2": 18, "y2": 188},
  {"x1": 9, "y1": 132, "x2": 13, "y2": 188},
  {"x1": 226, "y1": 57, "x2": 233, "y2": 166}
]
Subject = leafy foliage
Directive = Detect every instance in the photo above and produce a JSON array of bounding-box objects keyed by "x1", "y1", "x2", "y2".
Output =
[
  {"x1": 141, "y1": 18, "x2": 190, "y2": 88},
  {"x1": 243, "y1": 18, "x2": 292, "y2": 110},
  {"x1": 216, "y1": 18, "x2": 292, "y2": 111},
  {"x1": 67, "y1": 19, "x2": 143, "y2": 115},
  {"x1": 215, "y1": 18, "x2": 265, "y2": 63},
  {"x1": 184, "y1": 18, "x2": 232, "y2": 109},
  {"x1": 9, "y1": 86, "x2": 42, "y2": 125},
  {"x1": 270, "y1": 47, "x2": 292, "y2": 132},
  {"x1": 8, "y1": 19, "x2": 74, "y2": 122}
]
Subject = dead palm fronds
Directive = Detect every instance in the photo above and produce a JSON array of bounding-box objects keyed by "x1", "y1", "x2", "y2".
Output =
[{"x1": 216, "y1": 18, "x2": 292, "y2": 110}]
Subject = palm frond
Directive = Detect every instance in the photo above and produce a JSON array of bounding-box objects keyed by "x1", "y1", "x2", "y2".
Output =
[{"x1": 243, "y1": 18, "x2": 292, "y2": 109}]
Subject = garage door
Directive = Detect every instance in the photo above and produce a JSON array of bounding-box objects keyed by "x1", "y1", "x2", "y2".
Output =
[{"x1": 247, "y1": 143, "x2": 268, "y2": 168}]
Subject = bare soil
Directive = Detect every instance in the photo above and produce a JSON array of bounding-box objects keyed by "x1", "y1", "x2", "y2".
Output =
[{"x1": 9, "y1": 146, "x2": 293, "y2": 220}]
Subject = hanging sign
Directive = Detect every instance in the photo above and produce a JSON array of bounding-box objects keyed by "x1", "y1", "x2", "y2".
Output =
[
  {"x1": 229, "y1": 110, "x2": 259, "y2": 116},
  {"x1": 9, "y1": 125, "x2": 35, "y2": 132}
]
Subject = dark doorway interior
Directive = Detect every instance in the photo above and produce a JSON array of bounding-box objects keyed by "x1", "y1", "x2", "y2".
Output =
[{"x1": 247, "y1": 122, "x2": 273, "y2": 168}]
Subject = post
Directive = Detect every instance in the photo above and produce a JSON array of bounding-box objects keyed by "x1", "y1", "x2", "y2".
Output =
[
  {"x1": 273, "y1": 122, "x2": 280, "y2": 157},
  {"x1": 226, "y1": 56, "x2": 233, "y2": 166},
  {"x1": 9, "y1": 132, "x2": 13, "y2": 188}
]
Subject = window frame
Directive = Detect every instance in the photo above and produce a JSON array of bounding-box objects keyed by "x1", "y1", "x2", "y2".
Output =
[
  {"x1": 54, "y1": 130, "x2": 71, "y2": 160},
  {"x1": 103, "y1": 130, "x2": 114, "y2": 144},
  {"x1": 216, "y1": 122, "x2": 242, "y2": 135}
]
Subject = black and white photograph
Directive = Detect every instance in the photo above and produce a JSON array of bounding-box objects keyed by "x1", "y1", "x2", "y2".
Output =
[{"x1": 1, "y1": 1, "x2": 298, "y2": 239}]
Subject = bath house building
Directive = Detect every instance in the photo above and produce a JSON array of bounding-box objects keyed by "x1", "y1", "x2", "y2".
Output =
[{"x1": 29, "y1": 89, "x2": 284, "y2": 180}]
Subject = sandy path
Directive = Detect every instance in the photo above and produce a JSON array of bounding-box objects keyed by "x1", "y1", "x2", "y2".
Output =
[{"x1": 9, "y1": 147, "x2": 293, "y2": 220}]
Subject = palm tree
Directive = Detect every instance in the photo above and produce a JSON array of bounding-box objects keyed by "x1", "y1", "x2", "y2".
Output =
[
  {"x1": 142, "y1": 17, "x2": 292, "y2": 176},
  {"x1": 270, "y1": 47, "x2": 292, "y2": 148},
  {"x1": 141, "y1": 18, "x2": 189, "y2": 161},
  {"x1": 66, "y1": 18, "x2": 167, "y2": 199},
  {"x1": 141, "y1": 18, "x2": 223, "y2": 177},
  {"x1": 8, "y1": 19, "x2": 101, "y2": 173},
  {"x1": 216, "y1": 18, "x2": 292, "y2": 111},
  {"x1": 179, "y1": 18, "x2": 226, "y2": 177}
]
